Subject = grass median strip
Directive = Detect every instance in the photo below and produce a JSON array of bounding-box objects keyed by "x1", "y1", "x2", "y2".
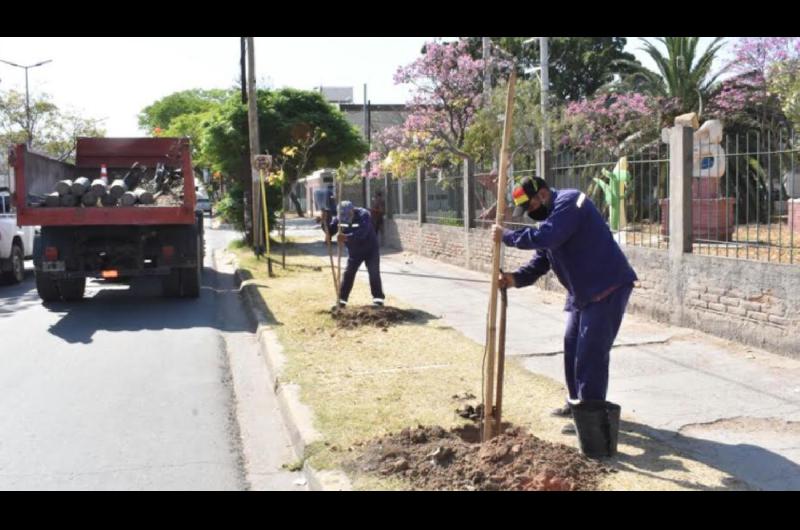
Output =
[{"x1": 232, "y1": 238, "x2": 748, "y2": 490}]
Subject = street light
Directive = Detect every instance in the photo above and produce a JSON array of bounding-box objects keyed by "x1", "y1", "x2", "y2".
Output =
[
  {"x1": 520, "y1": 37, "x2": 551, "y2": 171},
  {"x1": 0, "y1": 58, "x2": 53, "y2": 147}
]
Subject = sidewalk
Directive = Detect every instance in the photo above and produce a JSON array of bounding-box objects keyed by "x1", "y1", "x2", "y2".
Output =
[{"x1": 291, "y1": 219, "x2": 800, "y2": 490}]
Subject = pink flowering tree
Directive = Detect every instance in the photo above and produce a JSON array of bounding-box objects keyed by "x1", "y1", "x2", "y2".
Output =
[
  {"x1": 704, "y1": 38, "x2": 800, "y2": 222},
  {"x1": 385, "y1": 39, "x2": 500, "y2": 175},
  {"x1": 706, "y1": 37, "x2": 800, "y2": 130},
  {"x1": 556, "y1": 92, "x2": 670, "y2": 154}
]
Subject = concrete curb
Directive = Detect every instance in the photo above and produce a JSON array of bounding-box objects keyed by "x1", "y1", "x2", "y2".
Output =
[{"x1": 229, "y1": 252, "x2": 352, "y2": 491}]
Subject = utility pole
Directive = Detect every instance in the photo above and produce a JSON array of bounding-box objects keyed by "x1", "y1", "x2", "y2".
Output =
[
  {"x1": 482, "y1": 37, "x2": 492, "y2": 106},
  {"x1": 539, "y1": 37, "x2": 551, "y2": 178},
  {"x1": 240, "y1": 38, "x2": 247, "y2": 105},
  {"x1": 362, "y1": 84, "x2": 369, "y2": 207},
  {"x1": 0, "y1": 58, "x2": 53, "y2": 147},
  {"x1": 246, "y1": 37, "x2": 263, "y2": 251}
]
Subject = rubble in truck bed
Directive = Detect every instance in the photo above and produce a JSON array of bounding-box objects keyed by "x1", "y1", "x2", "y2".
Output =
[
  {"x1": 36, "y1": 162, "x2": 186, "y2": 208},
  {"x1": 346, "y1": 424, "x2": 613, "y2": 491}
]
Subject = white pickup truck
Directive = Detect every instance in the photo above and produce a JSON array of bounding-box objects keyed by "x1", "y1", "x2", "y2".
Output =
[{"x1": 0, "y1": 188, "x2": 35, "y2": 284}]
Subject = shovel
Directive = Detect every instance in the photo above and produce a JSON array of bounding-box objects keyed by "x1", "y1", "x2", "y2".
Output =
[{"x1": 321, "y1": 211, "x2": 340, "y2": 302}]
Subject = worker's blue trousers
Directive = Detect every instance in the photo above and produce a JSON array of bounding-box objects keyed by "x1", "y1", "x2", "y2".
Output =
[
  {"x1": 563, "y1": 284, "x2": 633, "y2": 401},
  {"x1": 339, "y1": 244, "x2": 385, "y2": 303}
]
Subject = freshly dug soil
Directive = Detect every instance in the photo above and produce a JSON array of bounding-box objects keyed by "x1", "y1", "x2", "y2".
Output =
[
  {"x1": 331, "y1": 306, "x2": 417, "y2": 330},
  {"x1": 347, "y1": 424, "x2": 612, "y2": 491}
]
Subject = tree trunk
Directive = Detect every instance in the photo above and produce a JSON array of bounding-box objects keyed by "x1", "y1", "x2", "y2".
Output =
[{"x1": 289, "y1": 190, "x2": 304, "y2": 217}]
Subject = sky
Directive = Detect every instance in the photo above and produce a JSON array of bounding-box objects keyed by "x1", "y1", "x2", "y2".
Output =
[{"x1": 0, "y1": 37, "x2": 736, "y2": 138}]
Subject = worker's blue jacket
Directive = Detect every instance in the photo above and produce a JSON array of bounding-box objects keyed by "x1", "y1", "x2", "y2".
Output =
[
  {"x1": 502, "y1": 188, "x2": 637, "y2": 310},
  {"x1": 325, "y1": 207, "x2": 378, "y2": 256}
]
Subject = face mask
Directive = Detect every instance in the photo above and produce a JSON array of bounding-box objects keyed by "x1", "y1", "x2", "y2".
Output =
[{"x1": 527, "y1": 206, "x2": 549, "y2": 221}]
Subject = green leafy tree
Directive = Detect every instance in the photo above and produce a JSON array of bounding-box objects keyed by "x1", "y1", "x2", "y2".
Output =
[
  {"x1": 464, "y1": 37, "x2": 641, "y2": 102},
  {"x1": 464, "y1": 78, "x2": 543, "y2": 170},
  {"x1": 203, "y1": 88, "x2": 367, "y2": 236},
  {"x1": 137, "y1": 89, "x2": 229, "y2": 133},
  {"x1": 618, "y1": 37, "x2": 728, "y2": 115},
  {"x1": 0, "y1": 89, "x2": 105, "y2": 162}
]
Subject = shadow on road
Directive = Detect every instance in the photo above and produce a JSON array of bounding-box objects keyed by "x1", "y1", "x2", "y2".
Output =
[
  {"x1": 42, "y1": 265, "x2": 253, "y2": 344},
  {"x1": 0, "y1": 269, "x2": 39, "y2": 319},
  {"x1": 606, "y1": 419, "x2": 800, "y2": 490}
]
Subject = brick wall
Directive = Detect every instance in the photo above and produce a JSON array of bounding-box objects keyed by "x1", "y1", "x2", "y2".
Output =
[{"x1": 385, "y1": 217, "x2": 800, "y2": 358}]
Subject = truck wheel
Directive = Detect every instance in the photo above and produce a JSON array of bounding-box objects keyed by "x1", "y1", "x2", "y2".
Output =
[
  {"x1": 2, "y1": 243, "x2": 25, "y2": 284},
  {"x1": 179, "y1": 234, "x2": 202, "y2": 298},
  {"x1": 35, "y1": 272, "x2": 61, "y2": 302},
  {"x1": 58, "y1": 278, "x2": 86, "y2": 301},
  {"x1": 180, "y1": 266, "x2": 200, "y2": 298}
]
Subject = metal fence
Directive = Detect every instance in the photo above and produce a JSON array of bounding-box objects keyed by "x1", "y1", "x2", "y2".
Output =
[
  {"x1": 469, "y1": 140, "x2": 670, "y2": 245},
  {"x1": 690, "y1": 129, "x2": 800, "y2": 264},
  {"x1": 391, "y1": 176, "x2": 418, "y2": 219},
  {"x1": 549, "y1": 139, "x2": 671, "y2": 250},
  {"x1": 424, "y1": 169, "x2": 463, "y2": 226},
  {"x1": 322, "y1": 124, "x2": 800, "y2": 265},
  {"x1": 338, "y1": 181, "x2": 364, "y2": 208},
  {"x1": 473, "y1": 170, "x2": 499, "y2": 228}
]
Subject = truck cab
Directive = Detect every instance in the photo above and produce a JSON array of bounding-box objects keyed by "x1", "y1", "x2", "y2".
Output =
[{"x1": 0, "y1": 188, "x2": 35, "y2": 284}]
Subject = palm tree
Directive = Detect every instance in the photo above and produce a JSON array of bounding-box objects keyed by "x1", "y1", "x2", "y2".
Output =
[{"x1": 619, "y1": 37, "x2": 728, "y2": 116}]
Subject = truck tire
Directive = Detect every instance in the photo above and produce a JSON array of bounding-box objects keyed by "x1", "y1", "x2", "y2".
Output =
[
  {"x1": 58, "y1": 278, "x2": 86, "y2": 301},
  {"x1": 35, "y1": 272, "x2": 61, "y2": 302},
  {"x1": 179, "y1": 234, "x2": 202, "y2": 298},
  {"x1": 1, "y1": 243, "x2": 25, "y2": 284}
]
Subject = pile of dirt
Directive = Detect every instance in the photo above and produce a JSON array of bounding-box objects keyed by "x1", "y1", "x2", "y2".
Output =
[
  {"x1": 347, "y1": 424, "x2": 612, "y2": 491},
  {"x1": 331, "y1": 306, "x2": 417, "y2": 330}
]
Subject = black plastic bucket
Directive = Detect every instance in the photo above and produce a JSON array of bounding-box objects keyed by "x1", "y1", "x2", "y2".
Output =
[{"x1": 570, "y1": 400, "x2": 621, "y2": 458}]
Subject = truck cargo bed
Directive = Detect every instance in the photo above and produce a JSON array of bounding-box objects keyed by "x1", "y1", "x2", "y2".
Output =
[{"x1": 12, "y1": 137, "x2": 197, "y2": 226}]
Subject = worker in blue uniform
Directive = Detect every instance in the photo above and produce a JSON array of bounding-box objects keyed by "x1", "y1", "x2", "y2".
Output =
[
  {"x1": 493, "y1": 176, "x2": 637, "y2": 441},
  {"x1": 325, "y1": 201, "x2": 385, "y2": 309}
]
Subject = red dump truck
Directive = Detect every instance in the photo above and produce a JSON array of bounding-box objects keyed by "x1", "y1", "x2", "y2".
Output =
[{"x1": 11, "y1": 137, "x2": 204, "y2": 302}]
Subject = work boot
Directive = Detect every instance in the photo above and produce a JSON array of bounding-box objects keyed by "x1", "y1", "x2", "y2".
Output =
[
  {"x1": 550, "y1": 402, "x2": 573, "y2": 418},
  {"x1": 561, "y1": 423, "x2": 577, "y2": 435}
]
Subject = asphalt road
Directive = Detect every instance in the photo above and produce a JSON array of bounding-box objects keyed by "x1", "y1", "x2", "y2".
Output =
[{"x1": 0, "y1": 219, "x2": 302, "y2": 490}]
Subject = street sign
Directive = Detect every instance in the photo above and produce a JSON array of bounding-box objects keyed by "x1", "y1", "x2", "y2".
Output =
[{"x1": 253, "y1": 154, "x2": 272, "y2": 171}]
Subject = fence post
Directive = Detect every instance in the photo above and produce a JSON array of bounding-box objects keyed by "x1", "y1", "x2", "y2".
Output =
[
  {"x1": 669, "y1": 125, "x2": 693, "y2": 257},
  {"x1": 464, "y1": 158, "x2": 475, "y2": 230},
  {"x1": 385, "y1": 172, "x2": 393, "y2": 219},
  {"x1": 398, "y1": 178, "x2": 404, "y2": 215},
  {"x1": 538, "y1": 148, "x2": 552, "y2": 178},
  {"x1": 362, "y1": 176, "x2": 368, "y2": 208},
  {"x1": 463, "y1": 159, "x2": 475, "y2": 269},
  {"x1": 668, "y1": 125, "x2": 694, "y2": 326},
  {"x1": 417, "y1": 166, "x2": 426, "y2": 224}
]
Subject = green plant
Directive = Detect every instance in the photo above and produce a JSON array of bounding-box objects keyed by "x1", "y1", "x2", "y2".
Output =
[
  {"x1": 214, "y1": 181, "x2": 245, "y2": 232},
  {"x1": 595, "y1": 157, "x2": 630, "y2": 230}
]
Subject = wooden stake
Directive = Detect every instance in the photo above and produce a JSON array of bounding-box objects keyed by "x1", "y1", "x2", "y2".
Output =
[
  {"x1": 260, "y1": 169, "x2": 274, "y2": 277},
  {"x1": 495, "y1": 285, "x2": 508, "y2": 431},
  {"x1": 482, "y1": 68, "x2": 517, "y2": 442},
  {"x1": 336, "y1": 178, "x2": 343, "y2": 296}
]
